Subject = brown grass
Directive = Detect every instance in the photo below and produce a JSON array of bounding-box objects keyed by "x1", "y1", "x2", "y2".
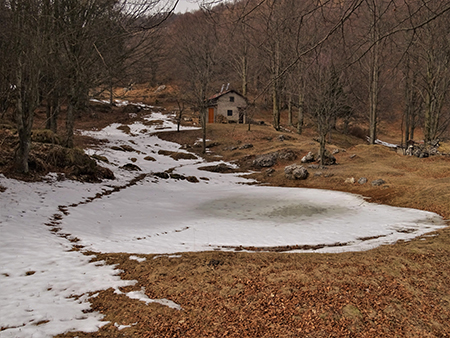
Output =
[{"x1": 3, "y1": 88, "x2": 450, "y2": 337}]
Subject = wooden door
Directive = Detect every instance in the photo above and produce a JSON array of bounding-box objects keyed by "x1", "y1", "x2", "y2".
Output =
[{"x1": 208, "y1": 107, "x2": 214, "y2": 123}]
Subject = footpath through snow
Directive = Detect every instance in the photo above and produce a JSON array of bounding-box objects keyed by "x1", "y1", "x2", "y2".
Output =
[{"x1": 0, "y1": 104, "x2": 447, "y2": 337}]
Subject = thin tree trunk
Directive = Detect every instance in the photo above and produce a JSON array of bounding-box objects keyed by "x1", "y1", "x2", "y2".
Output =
[
  {"x1": 288, "y1": 93, "x2": 293, "y2": 126},
  {"x1": 297, "y1": 91, "x2": 304, "y2": 135},
  {"x1": 14, "y1": 63, "x2": 35, "y2": 173}
]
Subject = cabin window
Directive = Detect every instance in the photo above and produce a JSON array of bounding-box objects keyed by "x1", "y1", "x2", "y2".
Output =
[
  {"x1": 229, "y1": 96, "x2": 235, "y2": 102},
  {"x1": 227, "y1": 110, "x2": 233, "y2": 116}
]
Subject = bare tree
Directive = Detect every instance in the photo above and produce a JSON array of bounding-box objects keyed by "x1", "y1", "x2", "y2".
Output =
[
  {"x1": 306, "y1": 55, "x2": 350, "y2": 166},
  {"x1": 169, "y1": 10, "x2": 220, "y2": 153},
  {"x1": 7, "y1": 0, "x2": 43, "y2": 173}
]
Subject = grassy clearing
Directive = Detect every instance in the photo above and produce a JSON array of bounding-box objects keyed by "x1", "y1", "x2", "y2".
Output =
[
  {"x1": 4, "y1": 90, "x2": 448, "y2": 337},
  {"x1": 54, "y1": 116, "x2": 450, "y2": 337}
]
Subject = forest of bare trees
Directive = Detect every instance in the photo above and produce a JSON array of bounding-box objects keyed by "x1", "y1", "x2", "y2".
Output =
[
  {"x1": 165, "y1": 0, "x2": 450, "y2": 153},
  {"x1": 2, "y1": 0, "x2": 450, "y2": 174}
]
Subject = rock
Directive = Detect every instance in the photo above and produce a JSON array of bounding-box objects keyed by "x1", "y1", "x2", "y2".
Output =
[
  {"x1": 371, "y1": 179, "x2": 386, "y2": 186},
  {"x1": 120, "y1": 163, "x2": 142, "y2": 171},
  {"x1": 332, "y1": 149, "x2": 339, "y2": 155},
  {"x1": 301, "y1": 152, "x2": 315, "y2": 163},
  {"x1": 314, "y1": 172, "x2": 322, "y2": 177},
  {"x1": 239, "y1": 143, "x2": 253, "y2": 149},
  {"x1": 350, "y1": 154, "x2": 357, "y2": 159},
  {"x1": 154, "y1": 85, "x2": 166, "y2": 92},
  {"x1": 253, "y1": 152, "x2": 278, "y2": 167},
  {"x1": 317, "y1": 150, "x2": 336, "y2": 165},
  {"x1": 308, "y1": 164, "x2": 320, "y2": 169},
  {"x1": 344, "y1": 177, "x2": 355, "y2": 184},
  {"x1": 265, "y1": 168, "x2": 275, "y2": 176},
  {"x1": 278, "y1": 135, "x2": 285, "y2": 141},
  {"x1": 284, "y1": 164, "x2": 309, "y2": 180},
  {"x1": 278, "y1": 149, "x2": 297, "y2": 161},
  {"x1": 358, "y1": 177, "x2": 368, "y2": 184},
  {"x1": 144, "y1": 156, "x2": 156, "y2": 161}
]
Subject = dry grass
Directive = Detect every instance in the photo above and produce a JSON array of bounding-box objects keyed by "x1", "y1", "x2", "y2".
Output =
[
  {"x1": 53, "y1": 115, "x2": 450, "y2": 337},
  {"x1": 3, "y1": 87, "x2": 450, "y2": 337}
]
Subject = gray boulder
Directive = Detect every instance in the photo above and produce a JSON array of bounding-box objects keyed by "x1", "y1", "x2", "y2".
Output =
[
  {"x1": 317, "y1": 150, "x2": 336, "y2": 165},
  {"x1": 358, "y1": 177, "x2": 368, "y2": 184},
  {"x1": 371, "y1": 179, "x2": 386, "y2": 186},
  {"x1": 253, "y1": 152, "x2": 278, "y2": 167},
  {"x1": 284, "y1": 164, "x2": 309, "y2": 180},
  {"x1": 301, "y1": 152, "x2": 315, "y2": 163}
]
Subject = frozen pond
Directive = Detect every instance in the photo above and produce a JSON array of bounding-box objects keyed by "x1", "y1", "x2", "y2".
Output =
[{"x1": 0, "y1": 106, "x2": 447, "y2": 338}]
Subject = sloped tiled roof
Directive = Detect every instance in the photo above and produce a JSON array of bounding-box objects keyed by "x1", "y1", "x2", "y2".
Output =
[{"x1": 208, "y1": 89, "x2": 245, "y2": 101}]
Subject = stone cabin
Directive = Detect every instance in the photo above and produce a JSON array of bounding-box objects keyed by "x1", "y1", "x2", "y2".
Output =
[{"x1": 206, "y1": 89, "x2": 247, "y2": 123}]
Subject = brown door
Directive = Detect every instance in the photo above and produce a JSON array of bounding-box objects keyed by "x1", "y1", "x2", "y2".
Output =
[{"x1": 208, "y1": 107, "x2": 214, "y2": 123}]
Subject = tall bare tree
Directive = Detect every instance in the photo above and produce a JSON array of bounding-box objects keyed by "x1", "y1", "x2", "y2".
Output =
[{"x1": 169, "y1": 9, "x2": 220, "y2": 153}]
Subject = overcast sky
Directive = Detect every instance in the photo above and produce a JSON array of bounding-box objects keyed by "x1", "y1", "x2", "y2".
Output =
[{"x1": 175, "y1": 0, "x2": 200, "y2": 13}]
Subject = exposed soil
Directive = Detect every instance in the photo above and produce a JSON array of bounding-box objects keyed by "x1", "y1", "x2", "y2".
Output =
[{"x1": 2, "y1": 85, "x2": 450, "y2": 337}]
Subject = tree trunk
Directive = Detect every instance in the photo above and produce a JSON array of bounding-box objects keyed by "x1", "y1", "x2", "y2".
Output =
[
  {"x1": 288, "y1": 93, "x2": 293, "y2": 126},
  {"x1": 65, "y1": 89, "x2": 75, "y2": 148},
  {"x1": 272, "y1": 41, "x2": 281, "y2": 131},
  {"x1": 297, "y1": 91, "x2": 304, "y2": 135},
  {"x1": 200, "y1": 106, "x2": 207, "y2": 154},
  {"x1": 368, "y1": 4, "x2": 380, "y2": 145},
  {"x1": 14, "y1": 63, "x2": 36, "y2": 174},
  {"x1": 319, "y1": 133, "x2": 326, "y2": 167}
]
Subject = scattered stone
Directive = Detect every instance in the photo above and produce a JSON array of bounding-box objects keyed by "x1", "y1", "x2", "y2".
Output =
[
  {"x1": 301, "y1": 152, "x2": 315, "y2": 163},
  {"x1": 344, "y1": 177, "x2": 355, "y2": 184},
  {"x1": 317, "y1": 150, "x2": 336, "y2": 165},
  {"x1": 253, "y1": 152, "x2": 278, "y2": 167},
  {"x1": 284, "y1": 164, "x2": 309, "y2": 180},
  {"x1": 120, "y1": 163, "x2": 142, "y2": 171},
  {"x1": 239, "y1": 143, "x2": 253, "y2": 149},
  {"x1": 154, "y1": 85, "x2": 166, "y2": 92},
  {"x1": 324, "y1": 173, "x2": 334, "y2": 178},
  {"x1": 350, "y1": 154, "x2": 357, "y2": 159},
  {"x1": 278, "y1": 149, "x2": 297, "y2": 161},
  {"x1": 207, "y1": 142, "x2": 220, "y2": 148},
  {"x1": 278, "y1": 135, "x2": 285, "y2": 142},
  {"x1": 371, "y1": 179, "x2": 386, "y2": 186},
  {"x1": 265, "y1": 168, "x2": 275, "y2": 176},
  {"x1": 314, "y1": 172, "x2": 323, "y2": 177},
  {"x1": 358, "y1": 177, "x2": 368, "y2": 184}
]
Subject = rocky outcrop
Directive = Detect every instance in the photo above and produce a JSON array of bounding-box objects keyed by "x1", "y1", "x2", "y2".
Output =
[
  {"x1": 253, "y1": 152, "x2": 279, "y2": 167},
  {"x1": 301, "y1": 152, "x2": 315, "y2": 163},
  {"x1": 253, "y1": 149, "x2": 297, "y2": 168},
  {"x1": 284, "y1": 164, "x2": 309, "y2": 180}
]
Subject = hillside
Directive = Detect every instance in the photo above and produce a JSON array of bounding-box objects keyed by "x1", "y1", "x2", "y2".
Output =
[{"x1": 2, "y1": 87, "x2": 450, "y2": 337}]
